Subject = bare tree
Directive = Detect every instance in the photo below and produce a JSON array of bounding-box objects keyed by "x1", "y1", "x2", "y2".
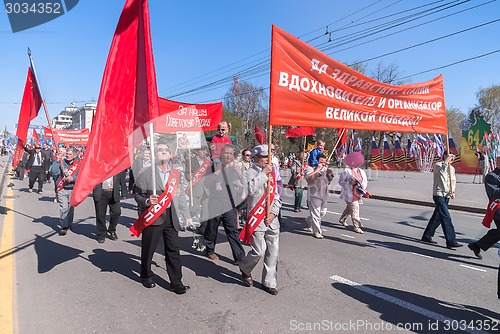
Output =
[
  {"x1": 446, "y1": 107, "x2": 466, "y2": 151},
  {"x1": 224, "y1": 77, "x2": 268, "y2": 148}
]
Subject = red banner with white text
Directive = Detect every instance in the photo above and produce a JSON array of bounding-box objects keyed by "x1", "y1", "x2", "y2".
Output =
[
  {"x1": 157, "y1": 97, "x2": 222, "y2": 132},
  {"x1": 44, "y1": 127, "x2": 90, "y2": 145},
  {"x1": 270, "y1": 25, "x2": 447, "y2": 134}
]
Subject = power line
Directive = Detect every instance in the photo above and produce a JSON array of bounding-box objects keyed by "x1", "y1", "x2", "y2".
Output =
[
  {"x1": 165, "y1": 0, "x2": 491, "y2": 101},
  {"x1": 400, "y1": 49, "x2": 500, "y2": 80}
]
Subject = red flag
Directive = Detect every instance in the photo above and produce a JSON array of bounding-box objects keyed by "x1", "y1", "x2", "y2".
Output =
[
  {"x1": 70, "y1": 0, "x2": 159, "y2": 206},
  {"x1": 337, "y1": 128, "x2": 346, "y2": 146},
  {"x1": 32, "y1": 128, "x2": 40, "y2": 144},
  {"x1": 254, "y1": 125, "x2": 266, "y2": 144},
  {"x1": 13, "y1": 67, "x2": 42, "y2": 168},
  {"x1": 370, "y1": 137, "x2": 383, "y2": 170},
  {"x1": 285, "y1": 126, "x2": 315, "y2": 138}
]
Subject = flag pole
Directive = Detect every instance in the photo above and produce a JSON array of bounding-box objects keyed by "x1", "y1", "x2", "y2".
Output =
[
  {"x1": 28, "y1": 48, "x2": 57, "y2": 147},
  {"x1": 327, "y1": 128, "x2": 346, "y2": 161},
  {"x1": 188, "y1": 148, "x2": 193, "y2": 206},
  {"x1": 301, "y1": 135, "x2": 307, "y2": 168},
  {"x1": 266, "y1": 124, "x2": 273, "y2": 218},
  {"x1": 149, "y1": 122, "x2": 156, "y2": 196}
]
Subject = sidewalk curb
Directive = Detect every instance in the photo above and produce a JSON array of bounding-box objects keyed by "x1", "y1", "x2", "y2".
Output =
[
  {"x1": 0, "y1": 158, "x2": 11, "y2": 199},
  {"x1": 327, "y1": 189, "x2": 485, "y2": 215}
]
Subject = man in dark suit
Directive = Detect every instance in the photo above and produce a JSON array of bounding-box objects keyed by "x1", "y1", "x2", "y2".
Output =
[
  {"x1": 16, "y1": 150, "x2": 29, "y2": 180},
  {"x1": 92, "y1": 170, "x2": 127, "y2": 243},
  {"x1": 41, "y1": 143, "x2": 54, "y2": 183},
  {"x1": 133, "y1": 142, "x2": 190, "y2": 294},
  {"x1": 24, "y1": 144, "x2": 46, "y2": 194}
]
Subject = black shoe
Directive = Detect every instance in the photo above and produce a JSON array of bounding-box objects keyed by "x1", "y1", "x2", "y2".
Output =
[
  {"x1": 263, "y1": 286, "x2": 278, "y2": 295},
  {"x1": 468, "y1": 243, "x2": 483, "y2": 259},
  {"x1": 421, "y1": 237, "x2": 437, "y2": 244},
  {"x1": 141, "y1": 278, "x2": 156, "y2": 288},
  {"x1": 59, "y1": 227, "x2": 68, "y2": 236},
  {"x1": 97, "y1": 237, "x2": 105, "y2": 244},
  {"x1": 169, "y1": 284, "x2": 190, "y2": 295},
  {"x1": 446, "y1": 242, "x2": 463, "y2": 249},
  {"x1": 241, "y1": 271, "x2": 253, "y2": 287},
  {"x1": 108, "y1": 232, "x2": 118, "y2": 241}
]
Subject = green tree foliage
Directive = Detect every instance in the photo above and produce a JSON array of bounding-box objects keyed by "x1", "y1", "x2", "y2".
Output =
[{"x1": 476, "y1": 85, "x2": 500, "y2": 133}]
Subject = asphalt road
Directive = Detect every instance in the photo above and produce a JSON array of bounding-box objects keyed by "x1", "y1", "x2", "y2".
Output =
[{"x1": 0, "y1": 160, "x2": 499, "y2": 334}]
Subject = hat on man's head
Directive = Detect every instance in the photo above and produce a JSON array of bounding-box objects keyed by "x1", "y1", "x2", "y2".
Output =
[
  {"x1": 251, "y1": 144, "x2": 268, "y2": 157},
  {"x1": 35, "y1": 145, "x2": 42, "y2": 149}
]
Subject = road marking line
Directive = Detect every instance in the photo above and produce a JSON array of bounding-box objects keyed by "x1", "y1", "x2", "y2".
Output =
[
  {"x1": 0, "y1": 184, "x2": 15, "y2": 334},
  {"x1": 327, "y1": 210, "x2": 369, "y2": 221},
  {"x1": 411, "y1": 252, "x2": 435, "y2": 259},
  {"x1": 370, "y1": 242, "x2": 390, "y2": 248},
  {"x1": 460, "y1": 265, "x2": 486, "y2": 272},
  {"x1": 340, "y1": 234, "x2": 355, "y2": 239},
  {"x1": 330, "y1": 275, "x2": 488, "y2": 334}
]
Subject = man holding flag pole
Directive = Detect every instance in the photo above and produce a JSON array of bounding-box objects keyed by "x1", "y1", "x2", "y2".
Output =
[
  {"x1": 131, "y1": 132, "x2": 191, "y2": 294},
  {"x1": 238, "y1": 143, "x2": 281, "y2": 295}
]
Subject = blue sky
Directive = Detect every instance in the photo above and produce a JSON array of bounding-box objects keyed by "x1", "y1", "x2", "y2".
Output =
[{"x1": 1, "y1": 0, "x2": 499, "y2": 132}]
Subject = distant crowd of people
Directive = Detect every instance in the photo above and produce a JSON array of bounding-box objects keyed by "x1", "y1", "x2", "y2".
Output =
[{"x1": 12, "y1": 121, "x2": 500, "y2": 299}]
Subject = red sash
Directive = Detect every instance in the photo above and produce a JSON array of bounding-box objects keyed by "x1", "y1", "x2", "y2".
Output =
[
  {"x1": 296, "y1": 161, "x2": 307, "y2": 180},
  {"x1": 185, "y1": 158, "x2": 211, "y2": 195},
  {"x1": 482, "y1": 198, "x2": 500, "y2": 228},
  {"x1": 55, "y1": 160, "x2": 80, "y2": 195},
  {"x1": 239, "y1": 171, "x2": 276, "y2": 244},
  {"x1": 130, "y1": 169, "x2": 180, "y2": 237}
]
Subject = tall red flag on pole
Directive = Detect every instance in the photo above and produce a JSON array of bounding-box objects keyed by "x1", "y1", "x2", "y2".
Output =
[
  {"x1": 31, "y1": 128, "x2": 40, "y2": 145},
  {"x1": 13, "y1": 67, "x2": 42, "y2": 168},
  {"x1": 70, "y1": 0, "x2": 159, "y2": 206}
]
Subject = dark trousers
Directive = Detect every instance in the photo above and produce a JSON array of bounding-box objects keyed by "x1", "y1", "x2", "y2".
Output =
[
  {"x1": 140, "y1": 216, "x2": 183, "y2": 288},
  {"x1": 476, "y1": 220, "x2": 500, "y2": 251},
  {"x1": 28, "y1": 166, "x2": 44, "y2": 191},
  {"x1": 17, "y1": 166, "x2": 25, "y2": 180},
  {"x1": 422, "y1": 195, "x2": 457, "y2": 243},
  {"x1": 94, "y1": 191, "x2": 121, "y2": 237},
  {"x1": 204, "y1": 208, "x2": 245, "y2": 261},
  {"x1": 294, "y1": 187, "x2": 305, "y2": 210}
]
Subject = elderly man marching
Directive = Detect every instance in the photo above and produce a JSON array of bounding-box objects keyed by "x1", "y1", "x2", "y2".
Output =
[
  {"x1": 238, "y1": 144, "x2": 281, "y2": 295},
  {"x1": 304, "y1": 153, "x2": 335, "y2": 239}
]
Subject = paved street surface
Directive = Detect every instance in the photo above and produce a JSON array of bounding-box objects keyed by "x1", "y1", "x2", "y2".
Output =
[{"x1": 0, "y1": 155, "x2": 499, "y2": 334}]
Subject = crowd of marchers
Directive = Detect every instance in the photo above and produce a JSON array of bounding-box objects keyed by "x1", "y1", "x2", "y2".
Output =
[{"x1": 13, "y1": 121, "x2": 500, "y2": 298}]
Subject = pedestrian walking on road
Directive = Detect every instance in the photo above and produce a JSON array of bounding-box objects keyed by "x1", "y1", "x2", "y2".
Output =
[
  {"x1": 305, "y1": 153, "x2": 334, "y2": 238},
  {"x1": 338, "y1": 152, "x2": 368, "y2": 234},
  {"x1": 133, "y1": 142, "x2": 190, "y2": 294},
  {"x1": 289, "y1": 152, "x2": 307, "y2": 212},
  {"x1": 203, "y1": 144, "x2": 246, "y2": 264},
  {"x1": 51, "y1": 147, "x2": 80, "y2": 236},
  {"x1": 24, "y1": 144, "x2": 46, "y2": 194},
  {"x1": 468, "y1": 156, "x2": 500, "y2": 260},
  {"x1": 92, "y1": 170, "x2": 126, "y2": 243},
  {"x1": 238, "y1": 144, "x2": 281, "y2": 295},
  {"x1": 421, "y1": 151, "x2": 462, "y2": 249}
]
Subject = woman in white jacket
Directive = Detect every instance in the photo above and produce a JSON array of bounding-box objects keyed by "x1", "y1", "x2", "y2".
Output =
[{"x1": 338, "y1": 152, "x2": 368, "y2": 234}]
